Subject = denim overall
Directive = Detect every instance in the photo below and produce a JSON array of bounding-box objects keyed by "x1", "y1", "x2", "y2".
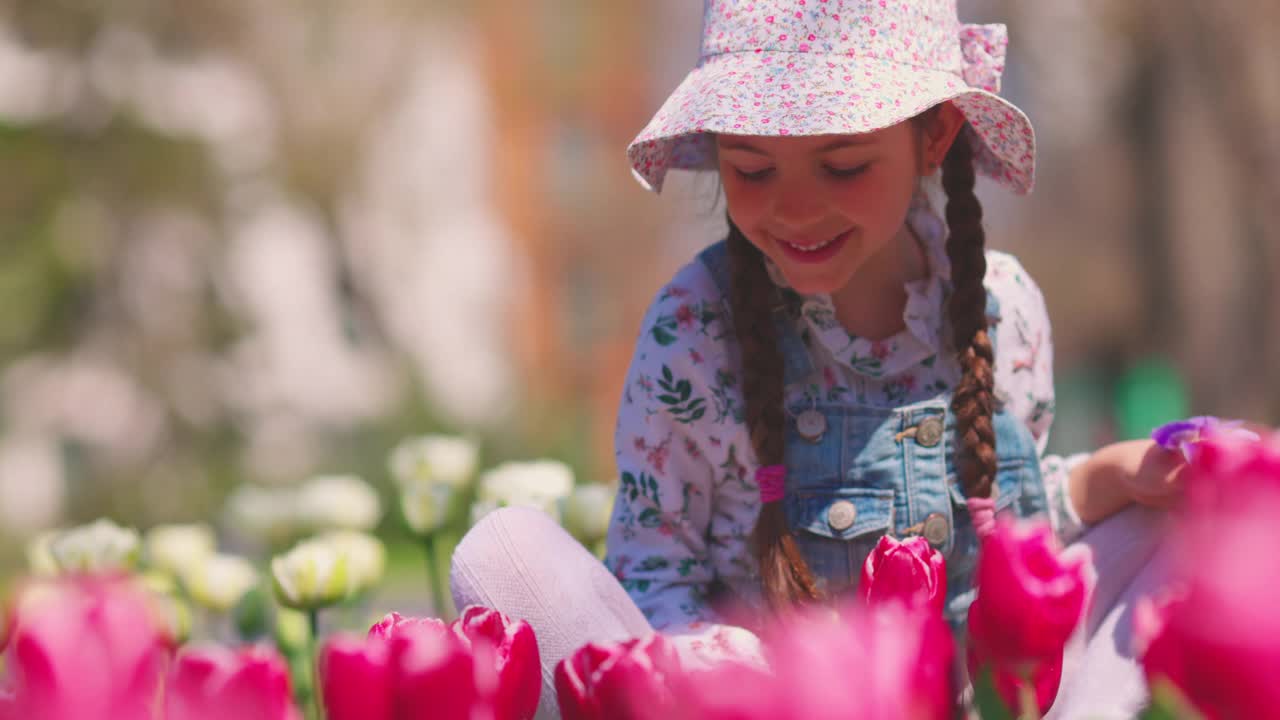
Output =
[{"x1": 698, "y1": 242, "x2": 1048, "y2": 624}]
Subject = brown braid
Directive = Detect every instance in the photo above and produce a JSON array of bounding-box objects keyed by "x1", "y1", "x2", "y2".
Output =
[
  {"x1": 725, "y1": 219, "x2": 823, "y2": 611},
  {"x1": 942, "y1": 132, "x2": 997, "y2": 499}
]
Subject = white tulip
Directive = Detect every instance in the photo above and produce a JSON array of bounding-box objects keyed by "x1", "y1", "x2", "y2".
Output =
[
  {"x1": 225, "y1": 484, "x2": 301, "y2": 544},
  {"x1": 137, "y1": 572, "x2": 192, "y2": 645},
  {"x1": 317, "y1": 530, "x2": 385, "y2": 594},
  {"x1": 388, "y1": 435, "x2": 480, "y2": 490},
  {"x1": 270, "y1": 539, "x2": 352, "y2": 610},
  {"x1": 155, "y1": 592, "x2": 192, "y2": 645},
  {"x1": 400, "y1": 483, "x2": 455, "y2": 535},
  {"x1": 183, "y1": 553, "x2": 260, "y2": 613},
  {"x1": 26, "y1": 529, "x2": 62, "y2": 576},
  {"x1": 49, "y1": 518, "x2": 141, "y2": 573},
  {"x1": 145, "y1": 523, "x2": 216, "y2": 578},
  {"x1": 297, "y1": 475, "x2": 382, "y2": 532},
  {"x1": 472, "y1": 459, "x2": 575, "y2": 524},
  {"x1": 564, "y1": 483, "x2": 616, "y2": 545}
]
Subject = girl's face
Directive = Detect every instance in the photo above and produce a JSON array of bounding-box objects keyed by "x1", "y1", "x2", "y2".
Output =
[{"x1": 715, "y1": 107, "x2": 962, "y2": 296}]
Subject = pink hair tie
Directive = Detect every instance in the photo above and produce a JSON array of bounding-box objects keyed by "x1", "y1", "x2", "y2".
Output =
[
  {"x1": 966, "y1": 497, "x2": 997, "y2": 539},
  {"x1": 756, "y1": 465, "x2": 787, "y2": 504}
]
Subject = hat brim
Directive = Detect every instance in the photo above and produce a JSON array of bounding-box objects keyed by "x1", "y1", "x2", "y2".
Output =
[{"x1": 627, "y1": 51, "x2": 1035, "y2": 194}]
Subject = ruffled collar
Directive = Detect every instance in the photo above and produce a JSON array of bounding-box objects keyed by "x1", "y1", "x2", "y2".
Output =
[{"x1": 766, "y1": 193, "x2": 952, "y2": 379}]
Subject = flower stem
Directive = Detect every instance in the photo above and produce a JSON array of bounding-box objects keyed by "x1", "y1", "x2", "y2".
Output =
[
  {"x1": 423, "y1": 533, "x2": 448, "y2": 620},
  {"x1": 309, "y1": 608, "x2": 322, "y2": 720},
  {"x1": 1018, "y1": 681, "x2": 1041, "y2": 719}
]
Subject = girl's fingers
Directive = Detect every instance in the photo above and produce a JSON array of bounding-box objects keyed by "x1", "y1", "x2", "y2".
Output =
[{"x1": 1129, "y1": 445, "x2": 1189, "y2": 508}]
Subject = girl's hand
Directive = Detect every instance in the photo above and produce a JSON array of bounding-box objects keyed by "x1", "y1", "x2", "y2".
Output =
[
  {"x1": 1069, "y1": 440, "x2": 1190, "y2": 524},
  {"x1": 1115, "y1": 439, "x2": 1191, "y2": 509}
]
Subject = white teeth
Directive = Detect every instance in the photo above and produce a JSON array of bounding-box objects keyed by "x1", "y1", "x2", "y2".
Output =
[{"x1": 783, "y1": 235, "x2": 838, "y2": 252}]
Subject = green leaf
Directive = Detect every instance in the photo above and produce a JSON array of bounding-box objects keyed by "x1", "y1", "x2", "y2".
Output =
[
  {"x1": 972, "y1": 668, "x2": 1015, "y2": 720},
  {"x1": 661, "y1": 365, "x2": 674, "y2": 383},
  {"x1": 657, "y1": 394, "x2": 682, "y2": 405},
  {"x1": 636, "y1": 556, "x2": 671, "y2": 571},
  {"x1": 652, "y1": 326, "x2": 678, "y2": 346},
  {"x1": 1138, "y1": 680, "x2": 1205, "y2": 720},
  {"x1": 689, "y1": 407, "x2": 706, "y2": 421},
  {"x1": 637, "y1": 508, "x2": 662, "y2": 528},
  {"x1": 675, "y1": 380, "x2": 692, "y2": 399}
]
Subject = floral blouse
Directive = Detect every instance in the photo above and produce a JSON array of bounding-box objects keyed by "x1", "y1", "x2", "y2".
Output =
[{"x1": 604, "y1": 197, "x2": 1088, "y2": 662}]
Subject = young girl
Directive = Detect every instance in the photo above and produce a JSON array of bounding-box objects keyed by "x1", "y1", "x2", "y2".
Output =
[{"x1": 453, "y1": 2, "x2": 1182, "y2": 717}]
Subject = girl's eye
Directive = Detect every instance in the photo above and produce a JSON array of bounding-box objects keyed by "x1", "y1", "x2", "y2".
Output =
[
  {"x1": 826, "y1": 163, "x2": 870, "y2": 179},
  {"x1": 734, "y1": 167, "x2": 775, "y2": 182}
]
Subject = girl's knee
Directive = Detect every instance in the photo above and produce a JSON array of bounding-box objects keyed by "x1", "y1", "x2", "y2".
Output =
[{"x1": 456, "y1": 506, "x2": 570, "y2": 560}]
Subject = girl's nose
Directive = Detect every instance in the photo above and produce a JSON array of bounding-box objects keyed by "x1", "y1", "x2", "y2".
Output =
[{"x1": 771, "y1": 181, "x2": 827, "y2": 231}]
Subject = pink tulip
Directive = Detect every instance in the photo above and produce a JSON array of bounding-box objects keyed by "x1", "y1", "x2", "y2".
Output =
[
  {"x1": 318, "y1": 634, "x2": 396, "y2": 720},
  {"x1": 368, "y1": 611, "x2": 450, "y2": 641},
  {"x1": 452, "y1": 606, "x2": 541, "y2": 720},
  {"x1": 1135, "y1": 437, "x2": 1280, "y2": 719},
  {"x1": 1133, "y1": 591, "x2": 1192, "y2": 703},
  {"x1": 166, "y1": 645, "x2": 300, "y2": 720},
  {"x1": 322, "y1": 623, "x2": 486, "y2": 720},
  {"x1": 967, "y1": 609, "x2": 1062, "y2": 714},
  {"x1": 555, "y1": 634, "x2": 681, "y2": 720},
  {"x1": 1138, "y1": 580, "x2": 1280, "y2": 718},
  {"x1": 396, "y1": 624, "x2": 488, "y2": 720},
  {"x1": 1184, "y1": 431, "x2": 1280, "y2": 515},
  {"x1": 667, "y1": 661, "x2": 787, "y2": 720},
  {"x1": 324, "y1": 608, "x2": 540, "y2": 720},
  {"x1": 775, "y1": 602, "x2": 955, "y2": 720},
  {"x1": 860, "y1": 535, "x2": 947, "y2": 613},
  {"x1": 2, "y1": 575, "x2": 171, "y2": 720},
  {"x1": 667, "y1": 601, "x2": 955, "y2": 720},
  {"x1": 966, "y1": 519, "x2": 1092, "y2": 715}
]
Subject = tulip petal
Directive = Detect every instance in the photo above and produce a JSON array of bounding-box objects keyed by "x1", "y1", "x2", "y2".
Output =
[
  {"x1": 395, "y1": 627, "x2": 481, "y2": 720},
  {"x1": 556, "y1": 636, "x2": 679, "y2": 720},
  {"x1": 5, "y1": 576, "x2": 168, "y2": 720},
  {"x1": 453, "y1": 606, "x2": 541, "y2": 720},
  {"x1": 970, "y1": 520, "x2": 1090, "y2": 662},
  {"x1": 860, "y1": 535, "x2": 947, "y2": 613},
  {"x1": 319, "y1": 635, "x2": 395, "y2": 720},
  {"x1": 169, "y1": 646, "x2": 298, "y2": 720}
]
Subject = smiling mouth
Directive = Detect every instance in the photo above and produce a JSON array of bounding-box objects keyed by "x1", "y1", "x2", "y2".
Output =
[
  {"x1": 770, "y1": 230, "x2": 852, "y2": 264},
  {"x1": 779, "y1": 235, "x2": 843, "y2": 252}
]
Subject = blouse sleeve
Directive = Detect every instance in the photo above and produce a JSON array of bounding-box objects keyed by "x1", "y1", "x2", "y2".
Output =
[
  {"x1": 986, "y1": 252, "x2": 1089, "y2": 545},
  {"x1": 604, "y1": 259, "x2": 765, "y2": 667}
]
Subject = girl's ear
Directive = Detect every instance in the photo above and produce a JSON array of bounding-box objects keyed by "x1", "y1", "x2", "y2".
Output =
[{"x1": 919, "y1": 102, "x2": 967, "y2": 175}]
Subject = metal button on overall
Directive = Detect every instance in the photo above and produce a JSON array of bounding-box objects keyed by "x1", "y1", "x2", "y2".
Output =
[
  {"x1": 796, "y1": 409, "x2": 827, "y2": 443},
  {"x1": 827, "y1": 500, "x2": 857, "y2": 532},
  {"x1": 922, "y1": 513, "x2": 950, "y2": 546},
  {"x1": 915, "y1": 417, "x2": 944, "y2": 447}
]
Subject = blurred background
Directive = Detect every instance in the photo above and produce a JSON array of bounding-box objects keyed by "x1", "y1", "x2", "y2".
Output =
[{"x1": 0, "y1": 0, "x2": 1276, "y2": 585}]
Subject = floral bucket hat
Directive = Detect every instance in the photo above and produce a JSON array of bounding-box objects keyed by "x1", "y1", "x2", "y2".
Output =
[{"x1": 627, "y1": 0, "x2": 1036, "y2": 194}]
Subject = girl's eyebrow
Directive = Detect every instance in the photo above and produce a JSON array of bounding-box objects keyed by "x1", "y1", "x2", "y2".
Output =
[{"x1": 718, "y1": 137, "x2": 877, "y2": 155}]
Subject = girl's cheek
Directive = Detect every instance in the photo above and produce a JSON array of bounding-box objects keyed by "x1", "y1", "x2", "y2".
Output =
[{"x1": 721, "y1": 182, "x2": 769, "y2": 227}]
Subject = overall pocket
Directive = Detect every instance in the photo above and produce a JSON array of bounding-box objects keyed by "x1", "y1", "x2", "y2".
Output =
[{"x1": 785, "y1": 486, "x2": 895, "y2": 595}]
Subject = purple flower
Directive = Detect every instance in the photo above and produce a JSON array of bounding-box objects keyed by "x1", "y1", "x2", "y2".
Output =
[{"x1": 1152, "y1": 417, "x2": 1261, "y2": 462}]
